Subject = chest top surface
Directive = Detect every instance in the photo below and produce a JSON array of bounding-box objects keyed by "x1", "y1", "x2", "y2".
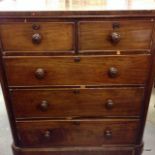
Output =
[
  {"x1": 1, "y1": 0, "x2": 155, "y2": 18},
  {"x1": 0, "y1": 0, "x2": 155, "y2": 11}
]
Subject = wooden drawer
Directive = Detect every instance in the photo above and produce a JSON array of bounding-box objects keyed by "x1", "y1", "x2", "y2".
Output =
[
  {"x1": 11, "y1": 87, "x2": 144, "y2": 119},
  {"x1": 16, "y1": 119, "x2": 140, "y2": 147},
  {"x1": 79, "y1": 20, "x2": 153, "y2": 51},
  {"x1": 0, "y1": 22, "x2": 74, "y2": 52},
  {"x1": 4, "y1": 55, "x2": 150, "y2": 86}
]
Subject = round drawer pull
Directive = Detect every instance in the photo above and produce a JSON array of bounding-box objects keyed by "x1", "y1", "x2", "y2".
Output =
[
  {"x1": 39, "y1": 100, "x2": 49, "y2": 111},
  {"x1": 44, "y1": 130, "x2": 51, "y2": 139},
  {"x1": 32, "y1": 24, "x2": 40, "y2": 30},
  {"x1": 35, "y1": 68, "x2": 46, "y2": 79},
  {"x1": 108, "y1": 67, "x2": 118, "y2": 78},
  {"x1": 104, "y1": 129, "x2": 112, "y2": 139},
  {"x1": 32, "y1": 33, "x2": 42, "y2": 44},
  {"x1": 110, "y1": 32, "x2": 121, "y2": 44},
  {"x1": 105, "y1": 99, "x2": 114, "y2": 110}
]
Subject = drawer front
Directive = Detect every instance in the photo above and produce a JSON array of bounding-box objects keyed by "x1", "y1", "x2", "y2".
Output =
[
  {"x1": 17, "y1": 120, "x2": 140, "y2": 147},
  {"x1": 79, "y1": 20, "x2": 153, "y2": 51},
  {"x1": 0, "y1": 22, "x2": 74, "y2": 51},
  {"x1": 4, "y1": 55, "x2": 150, "y2": 86},
  {"x1": 11, "y1": 88, "x2": 144, "y2": 118}
]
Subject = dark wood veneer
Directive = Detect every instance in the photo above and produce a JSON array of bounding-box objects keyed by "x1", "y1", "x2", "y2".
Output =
[
  {"x1": 10, "y1": 87, "x2": 144, "y2": 118},
  {"x1": 4, "y1": 55, "x2": 151, "y2": 86},
  {"x1": 16, "y1": 119, "x2": 140, "y2": 147},
  {"x1": 79, "y1": 20, "x2": 153, "y2": 51},
  {"x1": 0, "y1": 22, "x2": 75, "y2": 51},
  {"x1": 0, "y1": 4, "x2": 155, "y2": 155}
]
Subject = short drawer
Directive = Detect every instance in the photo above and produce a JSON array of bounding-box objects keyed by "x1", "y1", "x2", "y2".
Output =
[
  {"x1": 4, "y1": 55, "x2": 150, "y2": 86},
  {"x1": 11, "y1": 87, "x2": 144, "y2": 118},
  {"x1": 16, "y1": 119, "x2": 140, "y2": 147},
  {"x1": 0, "y1": 22, "x2": 74, "y2": 52},
  {"x1": 79, "y1": 20, "x2": 153, "y2": 51}
]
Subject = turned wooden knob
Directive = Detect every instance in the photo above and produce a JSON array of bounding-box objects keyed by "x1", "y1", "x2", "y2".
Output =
[
  {"x1": 35, "y1": 68, "x2": 45, "y2": 79},
  {"x1": 110, "y1": 32, "x2": 121, "y2": 44},
  {"x1": 104, "y1": 129, "x2": 112, "y2": 139},
  {"x1": 32, "y1": 33, "x2": 42, "y2": 44},
  {"x1": 105, "y1": 99, "x2": 114, "y2": 110},
  {"x1": 44, "y1": 130, "x2": 51, "y2": 139},
  {"x1": 39, "y1": 100, "x2": 49, "y2": 111},
  {"x1": 108, "y1": 67, "x2": 118, "y2": 78}
]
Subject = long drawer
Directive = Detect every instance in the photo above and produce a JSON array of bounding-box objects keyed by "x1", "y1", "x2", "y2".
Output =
[
  {"x1": 0, "y1": 22, "x2": 74, "y2": 52},
  {"x1": 11, "y1": 87, "x2": 144, "y2": 118},
  {"x1": 16, "y1": 119, "x2": 140, "y2": 147},
  {"x1": 4, "y1": 55, "x2": 150, "y2": 86},
  {"x1": 79, "y1": 20, "x2": 153, "y2": 51}
]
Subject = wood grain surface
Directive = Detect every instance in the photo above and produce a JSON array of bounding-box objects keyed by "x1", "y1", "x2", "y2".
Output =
[
  {"x1": 79, "y1": 20, "x2": 153, "y2": 51},
  {"x1": 0, "y1": 22, "x2": 74, "y2": 51},
  {"x1": 11, "y1": 87, "x2": 144, "y2": 118},
  {"x1": 4, "y1": 55, "x2": 151, "y2": 86},
  {"x1": 16, "y1": 119, "x2": 140, "y2": 147}
]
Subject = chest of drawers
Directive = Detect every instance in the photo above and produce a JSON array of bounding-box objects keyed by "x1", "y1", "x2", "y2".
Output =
[{"x1": 1, "y1": 1, "x2": 155, "y2": 155}]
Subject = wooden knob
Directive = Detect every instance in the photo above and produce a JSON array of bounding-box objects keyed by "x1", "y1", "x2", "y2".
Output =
[
  {"x1": 104, "y1": 129, "x2": 112, "y2": 139},
  {"x1": 39, "y1": 100, "x2": 49, "y2": 111},
  {"x1": 32, "y1": 33, "x2": 42, "y2": 44},
  {"x1": 44, "y1": 130, "x2": 51, "y2": 139},
  {"x1": 108, "y1": 67, "x2": 118, "y2": 78},
  {"x1": 35, "y1": 68, "x2": 45, "y2": 79},
  {"x1": 105, "y1": 99, "x2": 114, "y2": 110},
  {"x1": 110, "y1": 32, "x2": 121, "y2": 44}
]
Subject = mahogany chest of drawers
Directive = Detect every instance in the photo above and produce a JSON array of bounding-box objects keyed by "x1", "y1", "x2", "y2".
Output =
[{"x1": 0, "y1": 1, "x2": 155, "y2": 155}]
